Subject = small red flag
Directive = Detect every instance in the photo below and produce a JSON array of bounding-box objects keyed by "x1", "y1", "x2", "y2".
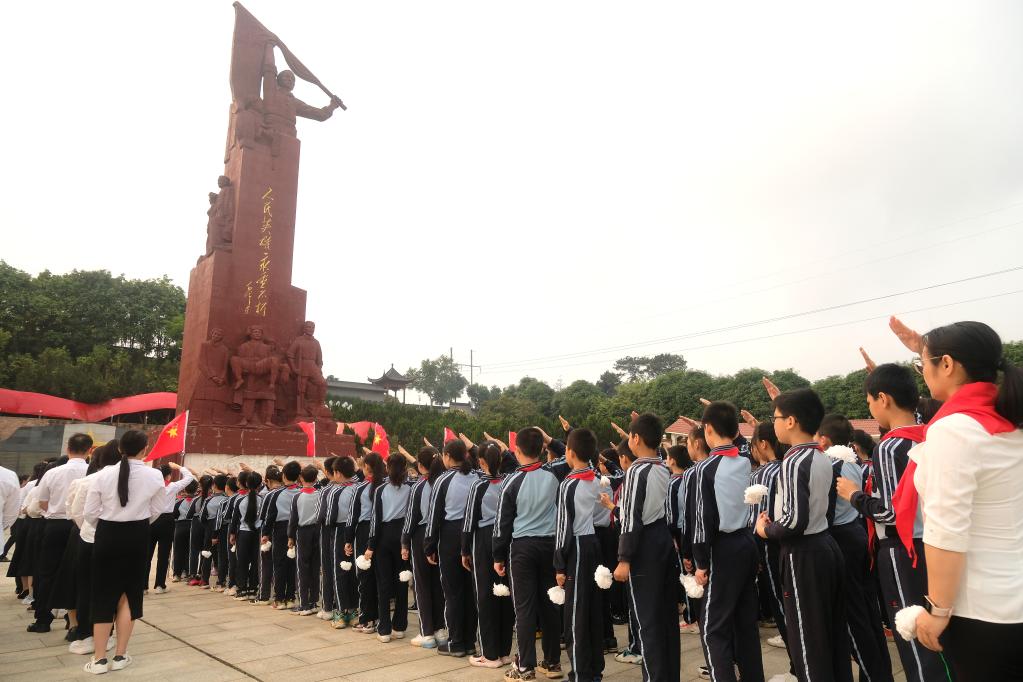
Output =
[
  {"x1": 371, "y1": 422, "x2": 390, "y2": 457},
  {"x1": 298, "y1": 421, "x2": 316, "y2": 457},
  {"x1": 145, "y1": 411, "x2": 189, "y2": 462},
  {"x1": 348, "y1": 421, "x2": 373, "y2": 442},
  {"x1": 443, "y1": 427, "x2": 457, "y2": 444},
  {"x1": 508, "y1": 430, "x2": 517, "y2": 453}
]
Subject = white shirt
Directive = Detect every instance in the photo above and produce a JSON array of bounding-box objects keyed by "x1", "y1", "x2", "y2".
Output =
[
  {"x1": 0, "y1": 465, "x2": 20, "y2": 530},
  {"x1": 35, "y1": 458, "x2": 88, "y2": 519},
  {"x1": 24, "y1": 485, "x2": 43, "y2": 518},
  {"x1": 68, "y1": 472, "x2": 102, "y2": 543},
  {"x1": 159, "y1": 467, "x2": 195, "y2": 513},
  {"x1": 19, "y1": 479, "x2": 35, "y2": 509},
  {"x1": 84, "y1": 459, "x2": 165, "y2": 525},
  {"x1": 911, "y1": 412, "x2": 1023, "y2": 623}
]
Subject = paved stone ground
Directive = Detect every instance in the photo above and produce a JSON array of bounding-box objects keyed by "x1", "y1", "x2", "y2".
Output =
[{"x1": 0, "y1": 571, "x2": 905, "y2": 681}]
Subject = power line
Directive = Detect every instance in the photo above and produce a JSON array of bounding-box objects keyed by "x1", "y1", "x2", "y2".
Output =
[
  {"x1": 483, "y1": 266, "x2": 1023, "y2": 371},
  {"x1": 482, "y1": 287, "x2": 1023, "y2": 376}
]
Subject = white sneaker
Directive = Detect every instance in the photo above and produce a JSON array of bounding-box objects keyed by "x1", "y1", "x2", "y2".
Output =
[
  {"x1": 110, "y1": 655, "x2": 132, "y2": 671},
  {"x1": 434, "y1": 628, "x2": 449, "y2": 645},
  {"x1": 378, "y1": 633, "x2": 392, "y2": 643},
  {"x1": 225, "y1": 587, "x2": 237, "y2": 597},
  {"x1": 767, "y1": 634, "x2": 786, "y2": 649},
  {"x1": 20, "y1": 596, "x2": 33, "y2": 605},
  {"x1": 392, "y1": 629, "x2": 405, "y2": 640},
  {"x1": 153, "y1": 586, "x2": 168, "y2": 595},
  {"x1": 316, "y1": 610, "x2": 331, "y2": 620},
  {"x1": 170, "y1": 575, "x2": 180, "y2": 583},
  {"x1": 767, "y1": 675, "x2": 797, "y2": 682},
  {"x1": 410, "y1": 634, "x2": 436, "y2": 648},
  {"x1": 69, "y1": 638, "x2": 94, "y2": 655},
  {"x1": 83, "y1": 658, "x2": 110, "y2": 675}
]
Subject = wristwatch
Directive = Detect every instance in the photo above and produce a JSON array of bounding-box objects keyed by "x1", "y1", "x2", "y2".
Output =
[{"x1": 924, "y1": 596, "x2": 953, "y2": 618}]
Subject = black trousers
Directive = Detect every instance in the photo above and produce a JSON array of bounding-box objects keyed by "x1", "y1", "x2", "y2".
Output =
[
  {"x1": 698, "y1": 530, "x2": 763, "y2": 682},
  {"x1": 757, "y1": 537, "x2": 789, "y2": 645},
  {"x1": 199, "y1": 523, "x2": 216, "y2": 584},
  {"x1": 271, "y1": 521, "x2": 295, "y2": 601},
  {"x1": 235, "y1": 530, "x2": 258, "y2": 594},
  {"x1": 333, "y1": 524, "x2": 358, "y2": 611},
  {"x1": 410, "y1": 524, "x2": 444, "y2": 635},
  {"x1": 74, "y1": 539, "x2": 94, "y2": 641},
  {"x1": 374, "y1": 520, "x2": 409, "y2": 636},
  {"x1": 472, "y1": 525, "x2": 514, "y2": 660},
  {"x1": 438, "y1": 519, "x2": 477, "y2": 650},
  {"x1": 354, "y1": 521, "x2": 377, "y2": 622},
  {"x1": 217, "y1": 527, "x2": 231, "y2": 587},
  {"x1": 2, "y1": 519, "x2": 17, "y2": 556},
  {"x1": 188, "y1": 517, "x2": 203, "y2": 577},
  {"x1": 944, "y1": 616, "x2": 1023, "y2": 682},
  {"x1": 595, "y1": 524, "x2": 620, "y2": 642},
  {"x1": 781, "y1": 532, "x2": 853, "y2": 682},
  {"x1": 876, "y1": 537, "x2": 948, "y2": 682},
  {"x1": 830, "y1": 523, "x2": 893, "y2": 682},
  {"x1": 626, "y1": 522, "x2": 681, "y2": 682},
  {"x1": 295, "y1": 525, "x2": 320, "y2": 610},
  {"x1": 563, "y1": 535, "x2": 604, "y2": 682},
  {"x1": 35, "y1": 518, "x2": 73, "y2": 625},
  {"x1": 257, "y1": 529, "x2": 273, "y2": 600},
  {"x1": 148, "y1": 512, "x2": 174, "y2": 589},
  {"x1": 509, "y1": 535, "x2": 561, "y2": 670},
  {"x1": 172, "y1": 520, "x2": 191, "y2": 578},
  {"x1": 320, "y1": 524, "x2": 335, "y2": 612}
]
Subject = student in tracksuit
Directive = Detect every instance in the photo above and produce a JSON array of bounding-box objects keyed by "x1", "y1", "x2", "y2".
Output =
[
  {"x1": 252, "y1": 467, "x2": 283, "y2": 604},
  {"x1": 837, "y1": 364, "x2": 947, "y2": 682},
  {"x1": 329, "y1": 457, "x2": 359, "y2": 628},
  {"x1": 612, "y1": 413, "x2": 680, "y2": 682},
  {"x1": 366, "y1": 454, "x2": 412, "y2": 642},
  {"x1": 692, "y1": 402, "x2": 764, "y2": 682},
  {"x1": 345, "y1": 453, "x2": 384, "y2": 631},
  {"x1": 218, "y1": 476, "x2": 240, "y2": 593},
  {"x1": 198, "y1": 475, "x2": 228, "y2": 588},
  {"x1": 424, "y1": 440, "x2": 478, "y2": 657},
  {"x1": 820, "y1": 414, "x2": 893, "y2": 682},
  {"x1": 315, "y1": 457, "x2": 337, "y2": 619},
  {"x1": 171, "y1": 481, "x2": 198, "y2": 582},
  {"x1": 187, "y1": 475, "x2": 212, "y2": 583},
  {"x1": 756, "y1": 389, "x2": 852, "y2": 682},
  {"x1": 230, "y1": 472, "x2": 262, "y2": 599},
  {"x1": 664, "y1": 445, "x2": 691, "y2": 623},
  {"x1": 149, "y1": 463, "x2": 194, "y2": 592},
  {"x1": 462, "y1": 442, "x2": 514, "y2": 668},
  {"x1": 594, "y1": 450, "x2": 625, "y2": 653},
  {"x1": 402, "y1": 448, "x2": 446, "y2": 647},
  {"x1": 493, "y1": 427, "x2": 563, "y2": 680},
  {"x1": 554, "y1": 428, "x2": 604, "y2": 682},
  {"x1": 288, "y1": 466, "x2": 321, "y2": 615},
  {"x1": 263, "y1": 461, "x2": 302, "y2": 608}
]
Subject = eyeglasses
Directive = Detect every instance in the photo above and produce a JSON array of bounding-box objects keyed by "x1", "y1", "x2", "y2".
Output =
[
  {"x1": 911, "y1": 356, "x2": 942, "y2": 375},
  {"x1": 769, "y1": 415, "x2": 786, "y2": 421}
]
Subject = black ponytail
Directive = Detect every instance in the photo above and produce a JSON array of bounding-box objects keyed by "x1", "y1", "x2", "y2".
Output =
[
  {"x1": 364, "y1": 453, "x2": 385, "y2": 493},
  {"x1": 244, "y1": 472, "x2": 262, "y2": 528},
  {"x1": 198, "y1": 475, "x2": 213, "y2": 499},
  {"x1": 386, "y1": 454, "x2": 407, "y2": 486},
  {"x1": 479, "y1": 442, "x2": 503, "y2": 476},
  {"x1": 443, "y1": 439, "x2": 472, "y2": 474},
  {"x1": 924, "y1": 321, "x2": 1023, "y2": 427},
  {"x1": 117, "y1": 455, "x2": 130, "y2": 507},
  {"x1": 116, "y1": 429, "x2": 148, "y2": 508}
]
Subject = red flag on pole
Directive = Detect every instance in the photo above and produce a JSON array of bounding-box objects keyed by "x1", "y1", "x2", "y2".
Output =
[
  {"x1": 371, "y1": 423, "x2": 390, "y2": 457},
  {"x1": 298, "y1": 421, "x2": 316, "y2": 457},
  {"x1": 508, "y1": 430, "x2": 517, "y2": 454},
  {"x1": 443, "y1": 427, "x2": 457, "y2": 444},
  {"x1": 144, "y1": 411, "x2": 189, "y2": 462},
  {"x1": 348, "y1": 421, "x2": 373, "y2": 442}
]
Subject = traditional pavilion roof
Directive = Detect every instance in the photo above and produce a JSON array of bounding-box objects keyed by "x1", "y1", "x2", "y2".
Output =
[{"x1": 368, "y1": 365, "x2": 412, "y2": 389}]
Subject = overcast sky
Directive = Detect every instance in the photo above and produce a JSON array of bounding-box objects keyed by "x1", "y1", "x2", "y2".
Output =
[{"x1": 3, "y1": 1, "x2": 1023, "y2": 402}]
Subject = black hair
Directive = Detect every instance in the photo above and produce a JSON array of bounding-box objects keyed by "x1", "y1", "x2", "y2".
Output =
[
  {"x1": 773, "y1": 388, "x2": 825, "y2": 436},
  {"x1": 198, "y1": 474, "x2": 213, "y2": 499},
  {"x1": 86, "y1": 441, "x2": 122, "y2": 476},
  {"x1": 364, "y1": 452, "x2": 386, "y2": 493},
  {"x1": 418, "y1": 446, "x2": 439, "y2": 473},
  {"x1": 30, "y1": 461, "x2": 47, "y2": 482},
  {"x1": 917, "y1": 397, "x2": 943, "y2": 423},
  {"x1": 515, "y1": 428, "x2": 545, "y2": 459},
  {"x1": 852, "y1": 430, "x2": 875, "y2": 460},
  {"x1": 443, "y1": 439, "x2": 472, "y2": 474},
  {"x1": 264, "y1": 466, "x2": 283, "y2": 484},
  {"x1": 18, "y1": 474, "x2": 28, "y2": 484},
  {"x1": 323, "y1": 457, "x2": 337, "y2": 475},
  {"x1": 566, "y1": 428, "x2": 599, "y2": 469},
  {"x1": 184, "y1": 480, "x2": 199, "y2": 495},
  {"x1": 427, "y1": 455, "x2": 446, "y2": 481},
  {"x1": 67, "y1": 432, "x2": 94, "y2": 455},
  {"x1": 226, "y1": 476, "x2": 238, "y2": 492},
  {"x1": 752, "y1": 423, "x2": 786, "y2": 460},
  {"x1": 243, "y1": 472, "x2": 262, "y2": 528},
  {"x1": 213, "y1": 474, "x2": 228, "y2": 490},
  {"x1": 237, "y1": 470, "x2": 250, "y2": 489},
  {"x1": 615, "y1": 437, "x2": 636, "y2": 462},
  {"x1": 688, "y1": 426, "x2": 708, "y2": 453},
  {"x1": 864, "y1": 363, "x2": 920, "y2": 410},
  {"x1": 300, "y1": 465, "x2": 318, "y2": 484},
  {"x1": 818, "y1": 414, "x2": 854, "y2": 446},
  {"x1": 479, "y1": 442, "x2": 503, "y2": 476},
  {"x1": 386, "y1": 454, "x2": 407, "y2": 486},
  {"x1": 924, "y1": 321, "x2": 1023, "y2": 426},
  {"x1": 117, "y1": 429, "x2": 148, "y2": 507},
  {"x1": 160, "y1": 463, "x2": 172, "y2": 478},
  {"x1": 701, "y1": 401, "x2": 739, "y2": 440},
  {"x1": 281, "y1": 460, "x2": 301, "y2": 483},
  {"x1": 666, "y1": 444, "x2": 693, "y2": 470},
  {"x1": 335, "y1": 456, "x2": 356, "y2": 479},
  {"x1": 629, "y1": 412, "x2": 663, "y2": 450}
]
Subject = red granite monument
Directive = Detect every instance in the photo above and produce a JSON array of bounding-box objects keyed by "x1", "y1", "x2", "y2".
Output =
[{"x1": 176, "y1": 3, "x2": 354, "y2": 459}]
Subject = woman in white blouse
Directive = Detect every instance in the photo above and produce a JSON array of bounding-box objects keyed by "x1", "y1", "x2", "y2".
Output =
[
  {"x1": 889, "y1": 318, "x2": 1023, "y2": 681},
  {"x1": 81, "y1": 430, "x2": 166, "y2": 675}
]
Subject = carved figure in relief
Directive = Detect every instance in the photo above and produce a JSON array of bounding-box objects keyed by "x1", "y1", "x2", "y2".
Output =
[
  {"x1": 230, "y1": 324, "x2": 279, "y2": 427},
  {"x1": 286, "y1": 321, "x2": 327, "y2": 417},
  {"x1": 192, "y1": 328, "x2": 232, "y2": 424}
]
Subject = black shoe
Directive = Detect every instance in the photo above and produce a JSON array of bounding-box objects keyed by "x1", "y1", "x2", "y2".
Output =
[
  {"x1": 611, "y1": 613, "x2": 628, "y2": 625},
  {"x1": 0, "y1": 555, "x2": 8, "y2": 562},
  {"x1": 65, "y1": 627, "x2": 78, "y2": 642},
  {"x1": 26, "y1": 622, "x2": 50, "y2": 633},
  {"x1": 437, "y1": 642, "x2": 468, "y2": 657},
  {"x1": 16, "y1": 590, "x2": 28, "y2": 600},
  {"x1": 603, "y1": 637, "x2": 619, "y2": 654}
]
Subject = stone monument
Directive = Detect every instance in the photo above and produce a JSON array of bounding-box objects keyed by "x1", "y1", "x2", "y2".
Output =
[{"x1": 175, "y1": 3, "x2": 355, "y2": 462}]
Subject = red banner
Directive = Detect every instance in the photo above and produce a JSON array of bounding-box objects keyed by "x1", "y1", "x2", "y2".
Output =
[{"x1": 0, "y1": 388, "x2": 177, "y2": 422}]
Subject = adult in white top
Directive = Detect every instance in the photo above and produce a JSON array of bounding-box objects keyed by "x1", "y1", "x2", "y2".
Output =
[
  {"x1": 0, "y1": 464, "x2": 20, "y2": 531},
  {"x1": 889, "y1": 317, "x2": 1023, "y2": 681},
  {"x1": 36, "y1": 455, "x2": 88, "y2": 519}
]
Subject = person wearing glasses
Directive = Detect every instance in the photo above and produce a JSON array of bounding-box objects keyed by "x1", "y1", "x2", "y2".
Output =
[{"x1": 886, "y1": 318, "x2": 1023, "y2": 681}]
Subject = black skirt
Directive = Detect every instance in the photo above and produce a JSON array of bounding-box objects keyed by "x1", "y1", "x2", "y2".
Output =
[
  {"x1": 10, "y1": 516, "x2": 44, "y2": 578},
  {"x1": 51, "y1": 524, "x2": 81, "y2": 609},
  {"x1": 91, "y1": 519, "x2": 150, "y2": 623}
]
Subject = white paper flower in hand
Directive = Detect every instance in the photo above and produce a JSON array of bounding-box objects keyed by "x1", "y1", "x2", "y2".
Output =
[
  {"x1": 547, "y1": 585, "x2": 566, "y2": 605},
  {"x1": 594, "y1": 565, "x2": 613, "y2": 590},
  {"x1": 339, "y1": 561, "x2": 353, "y2": 571},
  {"x1": 286, "y1": 546, "x2": 296, "y2": 559},
  {"x1": 492, "y1": 583, "x2": 511, "y2": 597},
  {"x1": 230, "y1": 545, "x2": 236, "y2": 553},
  {"x1": 826, "y1": 445, "x2": 858, "y2": 464},
  {"x1": 743, "y1": 484, "x2": 769, "y2": 505},
  {"x1": 355, "y1": 555, "x2": 372, "y2": 571},
  {"x1": 260, "y1": 541, "x2": 272, "y2": 553},
  {"x1": 894, "y1": 605, "x2": 926, "y2": 641},
  {"x1": 399, "y1": 570, "x2": 413, "y2": 583},
  {"x1": 681, "y1": 573, "x2": 704, "y2": 599},
  {"x1": 599, "y1": 476, "x2": 611, "y2": 488},
  {"x1": 200, "y1": 550, "x2": 212, "y2": 559}
]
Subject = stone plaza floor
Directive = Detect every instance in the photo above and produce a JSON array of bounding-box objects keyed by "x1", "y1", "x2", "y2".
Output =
[{"x1": 0, "y1": 571, "x2": 906, "y2": 681}]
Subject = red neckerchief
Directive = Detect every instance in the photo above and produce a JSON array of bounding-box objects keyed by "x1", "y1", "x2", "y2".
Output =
[
  {"x1": 286, "y1": 483, "x2": 299, "y2": 489},
  {"x1": 485, "y1": 475, "x2": 504, "y2": 485},
  {"x1": 710, "y1": 445, "x2": 739, "y2": 458},
  {"x1": 300, "y1": 487, "x2": 316, "y2": 494},
  {"x1": 566, "y1": 468, "x2": 595, "y2": 481},
  {"x1": 892, "y1": 382, "x2": 1015, "y2": 566},
  {"x1": 518, "y1": 462, "x2": 543, "y2": 472},
  {"x1": 881, "y1": 425, "x2": 927, "y2": 444},
  {"x1": 238, "y1": 489, "x2": 247, "y2": 495},
  {"x1": 164, "y1": 480, "x2": 171, "y2": 487}
]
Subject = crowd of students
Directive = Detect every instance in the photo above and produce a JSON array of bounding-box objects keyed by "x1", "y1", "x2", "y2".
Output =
[{"x1": 1, "y1": 317, "x2": 1021, "y2": 682}]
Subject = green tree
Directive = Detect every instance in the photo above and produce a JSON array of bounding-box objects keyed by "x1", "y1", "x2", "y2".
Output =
[
  {"x1": 407, "y1": 355, "x2": 468, "y2": 405},
  {"x1": 613, "y1": 353, "x2": 687, "y2": 382},
  {"x1": 502, "y1": 377, "x2": 556, "y2": 417},
  {"x1": 466, "y1": 384, "x2": 502, "y2": 410},
  {"x1": 595, "y1": 370, "x2": 621, "y2": 396}
]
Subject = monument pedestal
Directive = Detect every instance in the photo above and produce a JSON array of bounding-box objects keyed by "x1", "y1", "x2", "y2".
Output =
[{"x1": 185, "y1": 424, "x2": 355, "y2": 459}]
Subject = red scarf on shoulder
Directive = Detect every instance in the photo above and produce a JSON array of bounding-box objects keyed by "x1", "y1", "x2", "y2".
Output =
[{"x1": 891, "y1": 382, "x2": 1015, "y2": 565}]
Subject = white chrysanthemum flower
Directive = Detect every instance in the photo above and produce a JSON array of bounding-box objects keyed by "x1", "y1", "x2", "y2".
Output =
[
  {"x1": 286, "y1": 547, "x2": 296, "y2": 559},
  {"x1": 492, "y1": 583, "x2": 511, "y2": 597},
  {"x1": 399, "y1": 570, "x2": 413, "y2": 583},
  {"x1": 599, "y1": 476, "x2": 611, "y2": 487},
  {"x1": 260, "y1": 541, "x2": 272, "y2": 553},
  {"x1": 894, "y1": 605, "x2": 925, "y2": 641},
  {"x1": 744, "y1": 484, "x2": 769, "y2": 505},
  {"x1": 339, "y1": 561, "x2": 353, "y2": 571},
  {"x1": 681, "y1": 573, "x2": 704, "y2": 599},
  {"x1": 200, "y1": 550, "x2": 212, "y2": 559},
  {"x1": 594, "y1": 565, "x2": 613, "y2": 590},
  {"x1": 826, "y1": 445, "x2": 858, "y2": 464},
  {"x1": 355, "y1": 555, "x2": 372, "y2": 570},
  {"x1": 547, "y1": 585, "x2": 566, "y2": 605}
]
